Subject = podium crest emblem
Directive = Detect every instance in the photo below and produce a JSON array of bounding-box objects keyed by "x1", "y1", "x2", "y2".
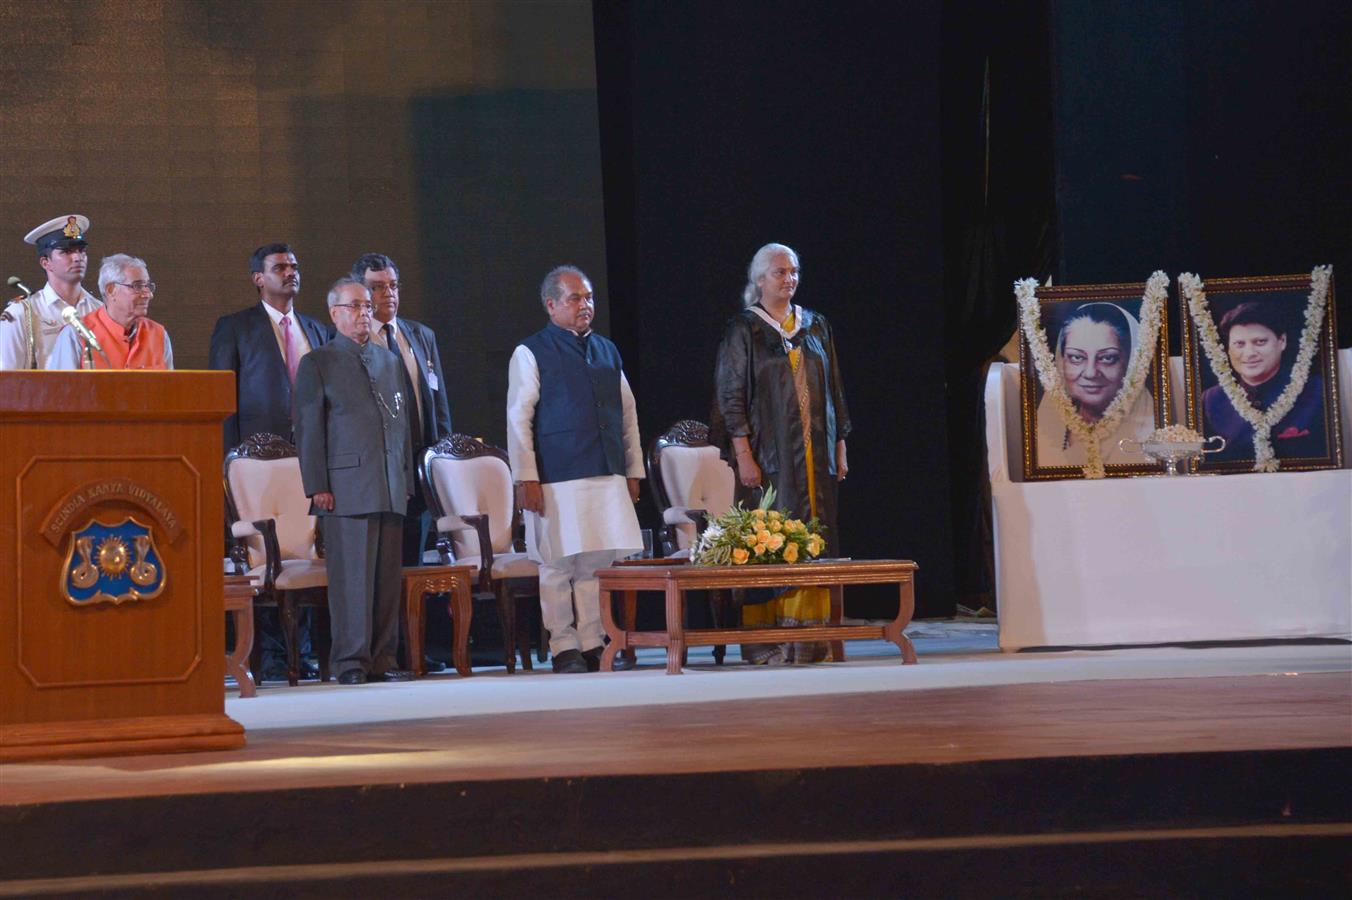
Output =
[{"x1": 60, "y1": 517, "x2": 166, "y2": 606}]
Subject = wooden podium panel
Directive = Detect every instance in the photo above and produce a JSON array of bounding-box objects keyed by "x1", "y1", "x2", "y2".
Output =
[{"x1": 1, "y1": 371, "x2": 244, "y2": 760}]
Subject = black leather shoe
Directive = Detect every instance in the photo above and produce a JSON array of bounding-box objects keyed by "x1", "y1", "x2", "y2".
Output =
[
  {"x1": 552, "y1": 649, "x2": 587, "y2": 674},
  {"x1": 337, "y1": 669, "x2": 367, "y2": 685},
  {"x1": 368, "y1": 669, "x2": 414, "y2": 682},
  {"x1": 423, "y1": 656, "x2": 447, "y2": 673},
  {"x1": 299, "y1": 660, "x2": 321, "y2": 680}
]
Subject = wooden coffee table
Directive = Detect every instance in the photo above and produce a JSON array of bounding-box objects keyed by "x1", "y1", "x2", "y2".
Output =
[{"x1": 595, "y1": 559, "x2": 919, "y2": 674}]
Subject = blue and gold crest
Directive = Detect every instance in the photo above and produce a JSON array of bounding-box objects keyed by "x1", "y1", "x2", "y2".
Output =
[{"x1": 60, "y1": 517, "x2": 166, "y2": 606}]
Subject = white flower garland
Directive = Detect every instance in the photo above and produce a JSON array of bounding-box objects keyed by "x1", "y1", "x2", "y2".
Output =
[
  {"x1": 1016, "y1": 272, "x2": 1168, "y2": 478},
  {"x1": 1180, "y1": 266, "x2": 1330, "y2": 473}
]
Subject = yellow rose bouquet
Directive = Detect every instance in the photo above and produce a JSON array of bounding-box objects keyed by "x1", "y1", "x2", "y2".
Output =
[{"x1": 691, "y1": 486, "x2": 825, "y2": 566}]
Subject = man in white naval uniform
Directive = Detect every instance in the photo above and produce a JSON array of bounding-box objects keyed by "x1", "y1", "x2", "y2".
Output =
[
  {"x1": 507, "y1": 266, "x2": 644, "y2": 674},
  {"x1": 0, "y1": 215, "x2": 103, "y2": 370}
]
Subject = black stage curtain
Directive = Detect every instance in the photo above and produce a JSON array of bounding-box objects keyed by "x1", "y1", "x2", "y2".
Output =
[
  {"x1": 1052, "y1": 0, "x2": 1352, "y2": 349},
  {"x1": 941, "y1": 0, "x2": 1056, "y2": 612},
  {"x1": 594, "y1": 0, "x2": 952, "y2": 618}
]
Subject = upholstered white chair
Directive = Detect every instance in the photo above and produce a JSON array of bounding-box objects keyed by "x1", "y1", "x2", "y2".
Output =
[
  {"x1": 223, "y1": 433, "x2": 330, "y2": 686},
  {"x1": 422, "y1": 434, "x2": 540, "y2": 672},
  {"x1": 648, "y1": 420, "x2": 736, "y2": 557},
  {"x1": 648, "y1": 419, "x2": 737, "y2": 664}
]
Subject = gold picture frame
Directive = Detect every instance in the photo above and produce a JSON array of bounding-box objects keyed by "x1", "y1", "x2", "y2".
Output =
[
  {"x1": 1180, "y1": 272, "x2": 1343, "y2": 473},
  {"x1": 1019, "y1": 280, "x2": 1172, "y2": 481}
]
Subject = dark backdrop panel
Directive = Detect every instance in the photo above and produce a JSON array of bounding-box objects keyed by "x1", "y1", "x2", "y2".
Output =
[
  {"x1": 410, "y1": 90, "x2": 608, "y2": 443},
  {"x1": 595, "y1": 0, "x2": 953, "y2": 616},
  {"x1": 1053, "y1": 0, "x2": 1352, "y2": 347},
  {"x1": 941, "y1": 0, "x2": 1056, "y2": 612},
  {"x1": 0, "y1": 0, "x2": 606, "y2": 445}
]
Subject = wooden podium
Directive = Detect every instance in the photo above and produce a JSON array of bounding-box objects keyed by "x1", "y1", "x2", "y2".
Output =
[{"x1": 0, "y1": 371, "x2": 245, "y2": 760}]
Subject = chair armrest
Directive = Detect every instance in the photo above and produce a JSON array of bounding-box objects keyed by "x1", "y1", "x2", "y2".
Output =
[
  {"x1": 226, "y1": 518, "x2": 281, "y2": 588},
  {"x1": 238, "y1": 518, "x2": 282, "y2": 591},
  {"x1": 434, "y1": 514, "x2": 476, "y2": 533},
  {"x1": 432, "y1": 514, "x2": 496, "y2": 586},
  {"x1": 459, "y1": 513, "x2": 495, "y2": 592},
  {"x1": 659, "y1": 505, "x2": 692, "y2": 527},
  {"x1": 432, "y1": 515, "x2": 473, "y2": 565},
  {"x1": 663, "y1": 506, "x2": 709, "y2": 530}
]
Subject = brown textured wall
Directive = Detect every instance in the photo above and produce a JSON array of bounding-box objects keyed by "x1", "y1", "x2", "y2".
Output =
[{"x1": 0, "y1": 0, "x2": 605, "y2": 440}]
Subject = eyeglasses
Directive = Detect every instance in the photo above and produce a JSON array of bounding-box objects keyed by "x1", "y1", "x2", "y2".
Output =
[
  {"x1": 332, "y1": 302, "x2": 374, "y2": 313},
  {"x1": 367, "y1": 281, "x2": 399, "y2": 293},
  {"x1": 113, "y1": 281, "x2": 156, "y2": 294}
]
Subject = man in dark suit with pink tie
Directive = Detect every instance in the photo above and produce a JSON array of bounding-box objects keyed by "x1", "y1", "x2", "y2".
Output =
[
  {"x1": 209, "y1": 242, "x2": 333, "y2": 681},
  {"x1": 209, "y1": 243, "x2": 333, "y2": 449}
]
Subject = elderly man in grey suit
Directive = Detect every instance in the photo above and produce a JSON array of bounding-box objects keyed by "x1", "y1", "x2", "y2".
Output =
[{"x1": 294, "y1": 277, "x2": 415, "y2": 685}]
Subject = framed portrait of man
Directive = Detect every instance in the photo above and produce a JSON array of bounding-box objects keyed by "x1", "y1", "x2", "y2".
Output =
[
  {"x1": 1018, "y1": 280, "x2": 1172, "y2": 481},
  {"x1": 1181, "y1": 271, "x2": 1343, "y2": 474}
]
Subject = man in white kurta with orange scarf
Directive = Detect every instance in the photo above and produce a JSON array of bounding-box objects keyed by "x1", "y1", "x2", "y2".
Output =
[
  {"x1": 507, "y1": 266, "x2": 643, "y2": 674},
  {"x1": 47, "y1": 253, "x2": 173, "y2": 370}
]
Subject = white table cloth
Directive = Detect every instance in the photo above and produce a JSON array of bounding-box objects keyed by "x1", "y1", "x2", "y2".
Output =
[{"x1": 985, "y1": 350, "x2": 1351, "y2": 650}]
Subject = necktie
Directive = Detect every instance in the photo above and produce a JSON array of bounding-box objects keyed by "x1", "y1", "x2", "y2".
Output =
[
  {"x1": 384, "y1": 323, "x2": 423, "y2": 447},
  {"x1": 280, "y1": 315, "x2": 299, "y2": 385}
]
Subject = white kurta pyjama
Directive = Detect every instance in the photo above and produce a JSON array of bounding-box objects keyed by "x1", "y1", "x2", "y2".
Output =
[{"x1": 507, "y1": 340, "x2": 644, "y2": 656}]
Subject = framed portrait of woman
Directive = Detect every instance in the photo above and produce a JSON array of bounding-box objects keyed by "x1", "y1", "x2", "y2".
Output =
[
  {"x1": 1181, "y1": 271, "x2": 1343, "y2": 474},
  {"x1": 1018, "y1": 280, "x2": 1172, "y2": 481}
]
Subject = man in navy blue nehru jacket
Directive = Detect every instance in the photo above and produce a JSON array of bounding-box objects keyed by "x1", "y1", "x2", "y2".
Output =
[{"x1": 507, "y1": 266, "x2": 644, "y2": 674}]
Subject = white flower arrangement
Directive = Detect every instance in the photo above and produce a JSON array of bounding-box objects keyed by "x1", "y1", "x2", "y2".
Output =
[
  {"x1": 1016, "y1": 272, "x2": 1169, "y2": 478},
  {"x1": 1148, "y1": 424, "x2": 1204, "y2": 444},
  {"x1": 1179, "y1": 266, "x2": 1330, "y2": 473}
]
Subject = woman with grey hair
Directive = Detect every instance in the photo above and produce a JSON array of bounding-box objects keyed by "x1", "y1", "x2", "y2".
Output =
[{"x1": 712, "y1": 242, "x2": 850, "y2": 664}]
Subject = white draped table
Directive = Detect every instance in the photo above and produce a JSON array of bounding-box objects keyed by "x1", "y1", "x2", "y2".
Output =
[{"x1": 985, "y1": 351, "x2": 1352, "y2": 650}]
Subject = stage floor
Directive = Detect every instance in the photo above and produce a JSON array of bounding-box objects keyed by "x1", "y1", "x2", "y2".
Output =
[{"x1": 3, "y1": 624, "x2": 1349, "y2": 806}]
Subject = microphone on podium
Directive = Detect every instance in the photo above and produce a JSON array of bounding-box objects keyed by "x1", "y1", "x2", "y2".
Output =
[{"x1": 61, "y1": 305, "x2": 104, "y2": 354}]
